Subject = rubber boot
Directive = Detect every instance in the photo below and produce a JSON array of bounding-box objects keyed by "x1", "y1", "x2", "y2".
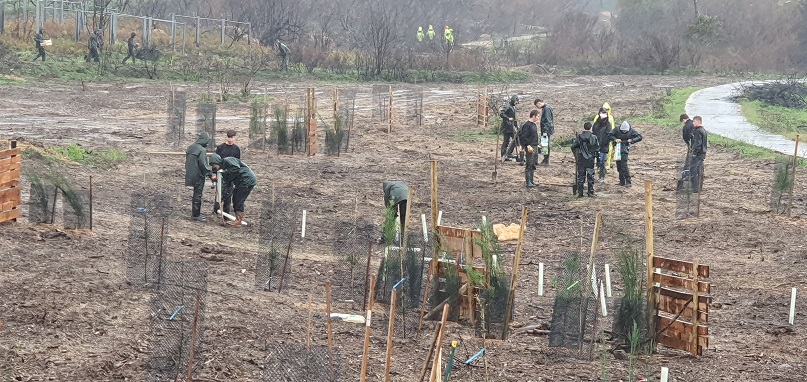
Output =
[
  {"x1": 227, "y1": 212, "x2": 244, "y2": 226},
  {"x1": 525, "y1": 172, "x2": 532, "y2": 188},
  {"x1": 529, "y1": 170, "x2": 537, "y2": 187},
  {"x1": 598, "y1": 167, "x2": 606, "y2": 182},
  {"x1": 576, "y1": 181, "x2": 584, "y2": 197}
]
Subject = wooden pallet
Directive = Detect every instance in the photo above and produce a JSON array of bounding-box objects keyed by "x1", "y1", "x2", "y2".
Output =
[{"x1": 0, "y1": 141, "x2": 21, "y2": 224}]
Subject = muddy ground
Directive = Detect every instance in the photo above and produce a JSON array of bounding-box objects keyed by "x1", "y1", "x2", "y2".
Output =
[{"x1": 1, "y1": 75, "x2": 806, "y2": 381}]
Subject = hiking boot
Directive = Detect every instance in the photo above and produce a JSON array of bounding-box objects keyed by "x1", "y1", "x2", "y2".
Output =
[
  {"x1": 227, "y1": 212, "x2": 244, "y2": 227},
  {"x1": 191, "y1": 215, "x2": 207, "y2": 222}
]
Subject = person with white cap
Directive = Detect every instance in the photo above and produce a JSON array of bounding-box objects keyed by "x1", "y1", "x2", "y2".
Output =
[{"x1": 608, "y1": 121, "x2": 643, "y2": 187}]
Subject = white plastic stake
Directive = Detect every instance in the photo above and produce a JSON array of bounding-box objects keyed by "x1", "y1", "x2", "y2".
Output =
[
  {"x1": 790, "y1": 287, "x2": 798, "y2": 325},
  {"x1": 481, "y1": 215, "x2": 487, "y2": 225},
  {"x1": 538, "y1": 262, "x2": 544, "y2": 296},
  {"x1": 660, "y1": 367, "x2": 669, "y2": 382},
  {"x1": 591, "y1": 268, "x2": 598, "y2": 298},
  {"x1": 437, "y1": 210, "x2": 443, "y2": 226},
  {"x1": 301, "y1": 209, "x2": 307, "y2": 238},
  {"x1": 421, "y1": 214, "x2": 428, "y2": 242},
  {"x1": 604, "y1": 264, "x2": 612, "y2": 298},
  {"x1": 599, "y1": 281, "x2": 607, "y2": 317}
]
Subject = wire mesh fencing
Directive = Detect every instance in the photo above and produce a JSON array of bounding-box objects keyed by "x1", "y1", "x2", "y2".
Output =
[
  {"x1": 548, "y1": 251, "x2": 602, "y2": 359},
  {"x1": 125, "y1": 192, "x2": 173, "y2": 290},
  {"x1": 338, "y1": 89, "x2": 357, "y2": 153},
  {"x1": 262, "y1": 343, "x2": 340, "y2": 382},
  {"x1": 146, "y1": 260, "x2": 208, "y2": 382},
  {"x1": 248, "y1": 100, "x2": 269, "y2": 151},
  {"x1": 330, "y1": 219, "x2": 376, "y2": 310},
  {"x1": 676, "y1": 153, "x2": 701, "y2": 218},
  {"x1": 27, "y1": 182, "x2": 56, "y2": 224},
  {"x1": 256, "y1": 199, "x2": 299, "y2": 292},
  {"x1": 167, "y1": 89, "x2": 187, "y2": 147},
  {"x1": 372, "y1": 85, "x2": 390, "y2": 123},
  {"x1": 197, "y1": 101, "x2": 217, "y2": 152},
  {"x1": 770, "y1": 158, "x2": 795, "y2": 214},
  {"x1": 62, "y1": 189, "x2": 90, "y2": 230}
]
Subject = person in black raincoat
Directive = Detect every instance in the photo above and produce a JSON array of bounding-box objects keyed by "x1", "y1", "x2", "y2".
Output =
[{"x1": 185, "y1": 132, "x2": 214, "y2": 221}]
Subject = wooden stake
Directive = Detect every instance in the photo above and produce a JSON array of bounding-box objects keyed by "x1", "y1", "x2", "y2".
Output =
[
  {"x1": 502, "y1": 206, "x2": 529, "y2": 340},
  {"x1": 364, "y1": 243, "x2": 373, "y2": 310},
  {"x1": 50, "y1": 186, "x2": 57, "y2": 224},
  {"x1": 429, "y1": 304, "x2": 450, "y2": 382},
  {"x1": 645, "y1": 181, "x2": 657, "y2": 345},
  {"x1": 278, "y1": 218, "x2": 295, "y2": 293},
  {"x1": 326, "y1": 281, "x2": 335, "y2": 382},
  {"x1": 787, "y1": 134, "x2": 800, "y2": 216},
  {"x1": 186, "y1": 290, "x2": 201, "y2": 382},
  {"x1": 400, "y1": 187, "x2": 413, "y2": 277},
  {"x1": 306, "y1": 294, "x2": 313, "y2": 351},
  {"x1": 308, "y1": 87, "x2": 318, "y2": 156},
  {"x1": 333, "y1": 87, "x2": 339, "y2": 124},
  {"x1": 383, "y1": 288, "x2": 398, "y2": 382},
  {"x1": 359, "y1": 275, "x2": 377, "y2": 382},
  {"x1": 388, "y1": 85, "x2": 393, "y2": 134},
  {"x1": 418, "y1": 160, "x2": 439, "y2": 338},
  {"x1": 418, "y1": 323, "x2": 442, "y2": 382},
  {"x1": 89, "y1": 176, "x2": 93, "y2": 230},
  {"x1": 580, "y1": 212, "x2": 602, "y2": 351},
  {"x1": 690, "y1": 260, "x2": 700, "y2": 357}
]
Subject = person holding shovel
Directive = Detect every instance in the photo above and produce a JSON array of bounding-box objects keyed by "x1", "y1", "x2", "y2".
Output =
[{"x1": 209, "y1": 154, "x2": 257, "y2": 226}]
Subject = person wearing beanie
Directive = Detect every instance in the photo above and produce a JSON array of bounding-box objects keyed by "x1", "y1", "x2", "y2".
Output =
[
  {"x1": 608, "y1": 121, "x2": 643, "y2": 187},
  {"x1": 571, "y1": 122, "x2": 600, "y2": 197}
]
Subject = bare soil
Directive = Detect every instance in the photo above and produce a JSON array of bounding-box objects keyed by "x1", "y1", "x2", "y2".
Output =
[{"x1": 1, "y1": 75, "x2": 806, "y2": 382}]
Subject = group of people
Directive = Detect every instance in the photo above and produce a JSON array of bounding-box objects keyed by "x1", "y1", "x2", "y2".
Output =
[
  {"x1": 184, "y1": 130, "x2": 257, "y2": 226},
  {"x1": 415, "y1": 25, "x2": 453, "y2": 46},
  {"x1": 32, "y1": 27, "x2": 139, "y2": 64},
  {"x1": 500, "y1": 97, "x2": 707, "y2": 196}
]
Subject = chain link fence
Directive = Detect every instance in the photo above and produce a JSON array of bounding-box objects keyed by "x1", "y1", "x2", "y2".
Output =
[
  {"x1": 330, "y1": 219, "x2": 376, "y2": 310},
  {"x1": 262, "y1": 343, "x2": 339, "y2": 382}
]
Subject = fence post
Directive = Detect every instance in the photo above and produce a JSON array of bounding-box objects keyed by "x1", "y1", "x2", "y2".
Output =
[
  {"x1": 171, "y1": 14, "x2": 176, "y2": 51},
  {"x1": 0, "y1": 0, "x2": 5, "y2": 35},
  {"x1": 195, "y1": 16, "x2": 199, "y2": 47},
  {"x1": 74, "y1": 9, "x2": 80, "y2": 41},
  {"x1": 108, "y1": 13, "x2": 114, "y2": 45},
  {"x1": 247, "y1": 22, "x2": 251, "y2": 45},
  {"x1": 220, "y1": 18, "x2": 225, "y2": 45},
  {"x1": 34, "y1": 0, "x2": 40, "y2": 32},
  {"x1": 59, "y1": 0, "x2": 64, "y2": 23},
  {"x1": 141, "y1": 16, "x2": 147, "y2": 47},
  {"x1": 147, "y1": 17, "x2": 152, "y2": 46}
]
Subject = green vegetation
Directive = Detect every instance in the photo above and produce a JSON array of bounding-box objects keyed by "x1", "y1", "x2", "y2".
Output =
[
  {"x1": 638, "y1": 87, "x2": 806, "y2": 166},
  {"x1": 741, "y1": 100, "x2": 807, "y2": 141},
  {"x1": 24, "y1": 144, "x2": 125, "y2": 168}
]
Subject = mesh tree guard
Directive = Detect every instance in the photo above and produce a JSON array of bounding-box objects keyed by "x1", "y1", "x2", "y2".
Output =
[
  {"x1": 62, "y1": 189, "x2": 89, "y2": 230},
  {"x1": 256, "y1": 199, "x2": 298, "y2": 292},
  {"x1": 373, "y1": 233, "x2": 429, "y2": 339},
  {"x1": 676, "y1": 153, "x2": 701, "y2": 218},
  {"x1": 248, "y1": 99, "x2": 269, "y2": 150},
  {"x1": 167, "y1": 89, "x2": 187, "y2": 146},
  {"x1": 372, "y1": 84, "x2": 389, "y2": 122},
  {"x1": 770, "y1": 158, "x2": 795, "y2": 214},
  {"x1": 28, "y1": 182, "x2": 56, "y2": 224},
  {"x1": 330, "y1": 219, "x2": 376, "y2": 309},
  {"x1": 197, "y1": 102, "x2": 217, "y2": 152},
  {"x1": 549, "y1": 251, "x2": 601, "y2": 357},
  {"x1": 146, "y1": 260, "x2": 208, "y2": 382},
  {"x1": 262, "y1": 343, "x2": 339, "y2": 382},
  {"x1": 125, "y1": 192, "x2": 172, "y2": 290}
]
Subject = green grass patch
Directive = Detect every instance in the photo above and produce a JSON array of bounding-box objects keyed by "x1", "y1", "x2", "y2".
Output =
[
  {"x1": 636, "y1": 87, "x2": 805, "y2": 166},
  {"x1": 740, "y1": 100, "x2": 807, "y2": 141},
  {"x1": 29, "y1": 144, "x2": 127, "y2": 168}
]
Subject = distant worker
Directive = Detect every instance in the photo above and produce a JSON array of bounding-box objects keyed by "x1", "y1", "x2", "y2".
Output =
[
  {"x1": 276, "y1": 40, "x2": 290, "y2": 71},
  {"x1": 608, "y1": 121, "x2": 643, "y2": 187},
  {"x1": 214, "y1": 129, "x2": 241, "y2": 215},
  {"x1": 427, "y1": 25, "x2": 436, "y2": 40},
  {"x1": 417, "y1": 26, "x2": 424, "y2": 42},
  {"x1": 87, "y1": 29, "x2": 102, "y2": 63},
  {"x1": 570, "y1": 122, "x2": 600, "y2": 197},
  {"x1": 592, "y1": 106, "x2": 614, "y2": 181},
  {"x1": 680, "y1": 113, "x2": 694, "y2": 146},
  {"x1": 534, "y1": 98, "x2": 555, "y2": 165},
  {"x1": 382, "y1": 181, "x2": 409, "y2": 242},
  {"x1": 185, "y1": 132, "x2": 214, "y2": 222},
  {"x1": 122, "y1": 32, "x2": 138, "y2": 64},
  {"x1": 499, "y1": 95, "x2": 519, "y2": 162},
  {"x1": 444, "y1": 26, "x2": 454, "y2": 46},
  {"x1": 518, "y1": 109, "x2": 541, "y2": 188},
  {"x1": 209, "y1": 154, "x2": 256, "y2": 227},
  {"x1": 33, "y1": 27, "x2": 46, "y2": 62},
  {"x1": 689, "y1": 116, "x2": 707, "y2": 193}
]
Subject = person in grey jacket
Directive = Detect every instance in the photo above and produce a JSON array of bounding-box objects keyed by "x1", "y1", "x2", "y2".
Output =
[
  {"x1": 689, "y1": 116, "x2": 707, "y2": 193},
  {"x1": 608, "y1": 121, "x2": 643, "y2": 187},
  {"x1": 383, "y1": 181, "x2": 409, "y2": 241},
  {"x1": 185, "y1": 132, "x2": 213, "y2": 221},
  {"x1": 534, "y1": 98, "x2": 554, "y2": 165}
]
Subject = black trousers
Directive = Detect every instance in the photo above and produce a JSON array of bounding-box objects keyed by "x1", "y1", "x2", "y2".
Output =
[
  {"x1": 525, "y1": 146, "x2": 538, "y2": 171},
  {"x1": 576, "y1": 158, "x2": 595, "y2": 195},
  {"x1": 217, "y1": 183, "x2": 235, "y2": 214},
  {"x1": 616, "y1": 153, "x2": 631, "y2": 185},
  {"x1": 395, "y1": 200, "x2": 408, "y2": 232},
  {"x1": 191, "y1": 181, "x2": 205, "y2": 217},
  {"x1": 501, "y1": 132, "x2": 514, "y2": 157},
  {"x1": 34, "y1": 47, "x2": 46, "y2": 61},
  {"x1": 689, "y1": 154, "x2": 705, "y2": 192},
  {"x1": 123, "y1": 49, "x2": 136, "y2": 63},
  {"x1": 232, "y1": 185, "x2": 255, "y2": 213}
]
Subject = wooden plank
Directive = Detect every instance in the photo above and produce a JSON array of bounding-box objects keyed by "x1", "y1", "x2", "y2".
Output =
[
  {"x1": 437, "y1": 225, "x2": 470, "y2": 238},
  {"x1": 657, "y1": 294, "x2": 708, "y2": 322},
  {"x1": 658, "y1": 285, "x2": 712, "y2": 304},
  {"x1": 0, "y1": 187, "x2": 21, "y2": 205},
  {"x1": 0, "y1": 155, "x2": 21, "y2": 168},
  {"x1": 657, "y1": 313, "x2": 708, "y2": 336},
  {"x1": 0, "y1": 179, "x2": 20, "y2": 191},
  {"x1": 0, "y1": 208, "x2": 20, "y2": 223},
  {"x1": 0, "y1": 200, "x2": 18, "y2": 212},
  {"x1": 0, "y1": 147, "x2": 21, "y2": 159},
  {"x1": 0, "y1": 169, "x2": 20, "y2": 186},
  {"x1": 0, "y1": 162, "x2": 21, "y2": 174},
  {"x1": 653, "y1": 272, "x2": 711, "y2": 293},
  {"x1": 657, "y1": 332, "x2": 706, "y2": 355},
  {"x1": 653, "y1": 256, "x2": 709, "y2": 278}
]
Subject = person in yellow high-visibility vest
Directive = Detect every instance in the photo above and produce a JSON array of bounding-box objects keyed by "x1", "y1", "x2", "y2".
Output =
[
  {"x1": 444, "y1": 25, "x2": 454, "y2": 46},
  {"x1": 427, "y1": 25, "x2": 435, "y2": 40},
  {"x1": 417, "y1": 26, "x2": 424, "y2": 42}
]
